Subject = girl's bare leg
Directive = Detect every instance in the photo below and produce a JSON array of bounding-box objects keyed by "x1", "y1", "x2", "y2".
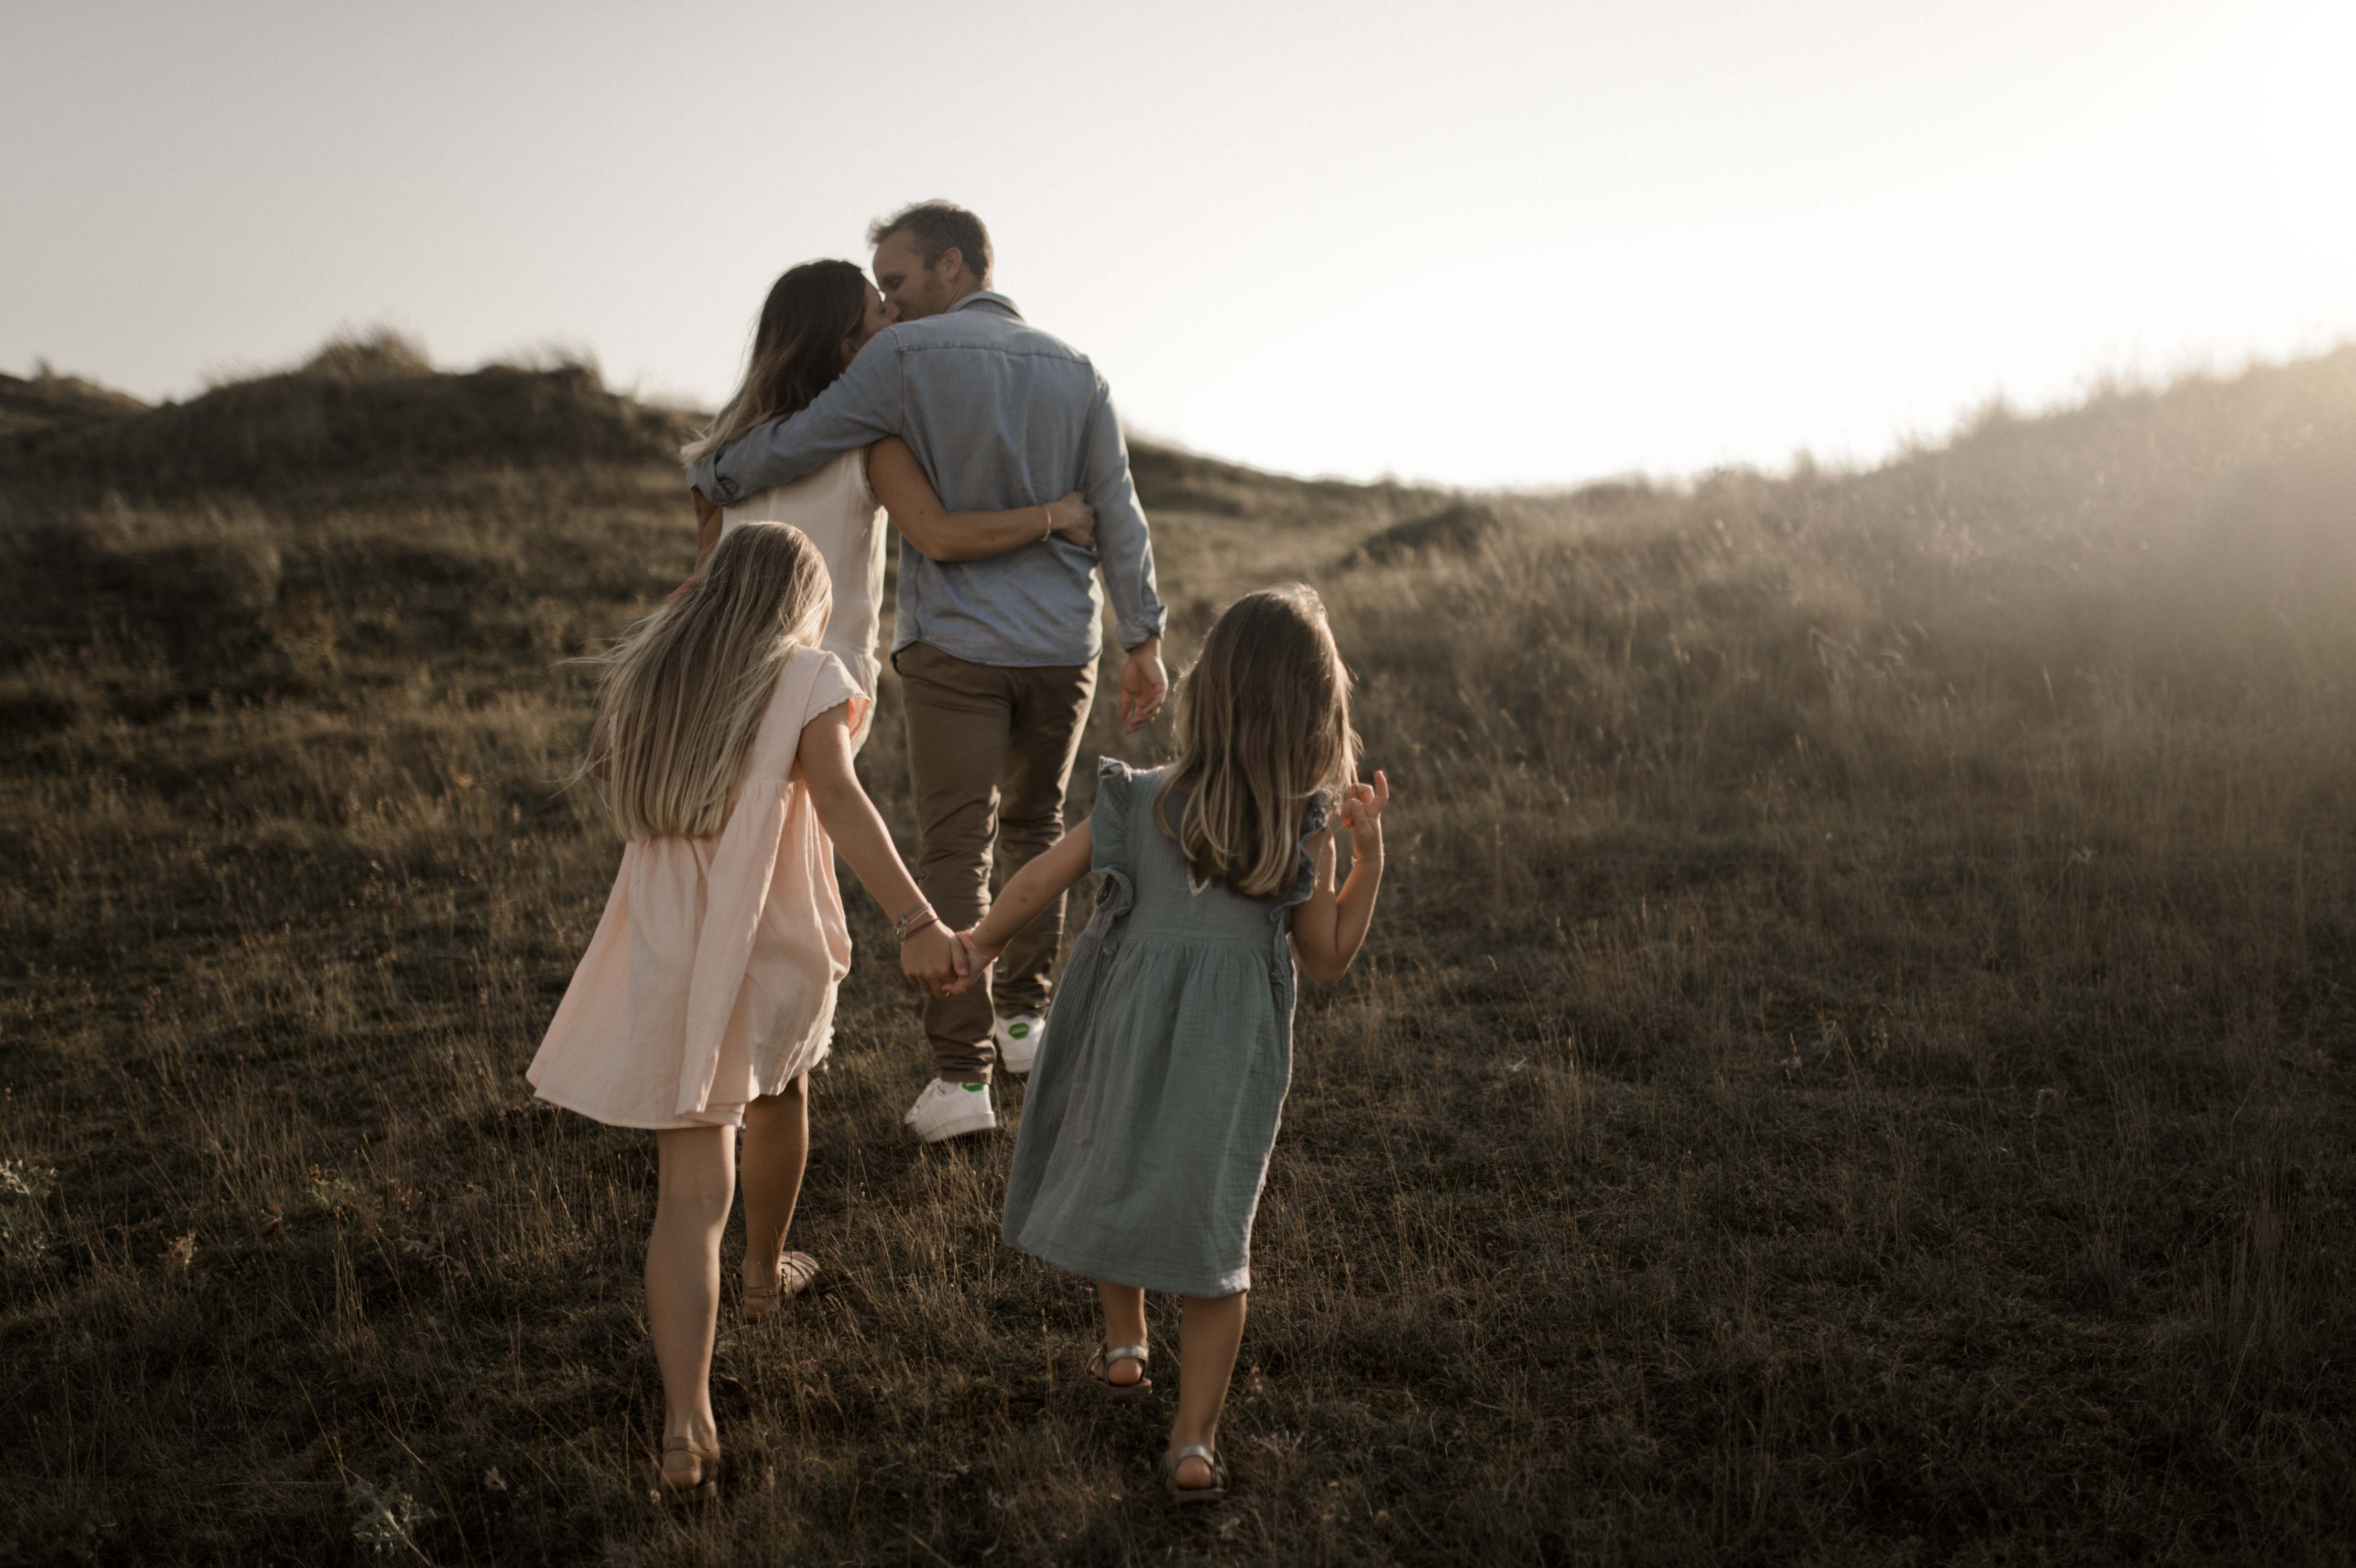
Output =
[
  {"x1": 740, "y1": 1075, "x2": 810, "y2": 1293},
  {"x1": 1095, "y1": 1280, "x2": 1148, "y2": 1388},
  {"x1": 648, "y1": 1125, "x2": 735, "y2": 1470},
  {"x1": 1170, "y1": 1291, "x2": 1248, "y2": 1488}
]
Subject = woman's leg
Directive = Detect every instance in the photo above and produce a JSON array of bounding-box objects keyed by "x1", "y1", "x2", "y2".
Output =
[
  {"x1": 648, "y1": 1124, "x2": 736, "y2": 1471},
  {"x1": 1095, "y1": 1279, "x2": 1148, "y2": 1388},
  {"x1": 740, "y1": 1075, "x2": 810, "y2": 1293},
  {"x1": 1170, "y1": 1291, "x2": 1248, "y2": 1487}
]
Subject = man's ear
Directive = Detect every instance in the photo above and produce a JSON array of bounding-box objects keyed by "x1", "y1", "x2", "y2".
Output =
[{"x1": 937, "y1": 246, "x2": 965, "y2": 284}]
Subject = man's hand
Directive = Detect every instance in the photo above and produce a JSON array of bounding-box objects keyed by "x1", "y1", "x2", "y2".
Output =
[{"x1": 1118, "y1": 635, "x2": 1167, "y2": 733}]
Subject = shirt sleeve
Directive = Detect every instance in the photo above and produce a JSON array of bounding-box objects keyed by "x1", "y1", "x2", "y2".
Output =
[
  {"x1": 689, "y1": 336, "x2": 904, "y2": 504},
  {"x1": 1078, "y1": 370, "x2": 1168, "y2": 652}
]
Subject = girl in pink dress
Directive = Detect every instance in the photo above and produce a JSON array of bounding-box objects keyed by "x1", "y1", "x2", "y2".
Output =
[{"x1": 527, "y1": 522, "x2": 966, "y2": 1503}]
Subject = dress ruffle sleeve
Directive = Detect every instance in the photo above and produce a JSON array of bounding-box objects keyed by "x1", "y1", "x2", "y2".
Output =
[
  {"x1": 799, "y1": 649, "x2": 868, "y2": 741},
  {"x1": 1088, "y1": 756, "x2": 1142, "y2": 923},
  {"x1": 1278, "y1": 791, "x2": 1333, "y2": 910},
  {"x1": 1266, "y1": 790, "x2": 1333, "y2": 971}
]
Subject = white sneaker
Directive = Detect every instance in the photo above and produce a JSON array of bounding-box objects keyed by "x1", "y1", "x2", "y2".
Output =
[
  {"x1": 993, "y1": 1013, "x2": 1046, "y2": 1076},
  {"x1": 903, "y1": 1078, "x2": 996, "y2": 1144}
]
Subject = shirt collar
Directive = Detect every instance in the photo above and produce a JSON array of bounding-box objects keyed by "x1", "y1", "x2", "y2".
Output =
[{"x1": 946, "y1": 290, "x2": 1022, "y2": 319}]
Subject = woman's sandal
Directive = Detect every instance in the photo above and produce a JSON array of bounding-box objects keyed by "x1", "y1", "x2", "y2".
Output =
[
  {"x1": 1086, "y1": 1341, "x2": 1153, "y2": 1398},
  {"x1": 742, "y1": 1252, "x2": 819, "y2": 1323},
  {"x1": 654, "y1": 1437, "x2": 720, "y2": 1505},
  {"x1": 1162, "y1": 1443, "x2": 1229, "y2": 1506}
]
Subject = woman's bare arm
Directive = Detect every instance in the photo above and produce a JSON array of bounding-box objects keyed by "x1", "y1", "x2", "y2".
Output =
[
  {"x1": 664, "y1": 490, "x2": 724, "y2": 607},
  {"x1": 795, "y1": 703, "x2": 966, "y2": 991},
  {"x1": 691, "y1": 489, "x2": 723, "y2": 574},
  {"x1": 868, "y1": 437, "x2": 1097, "y2": 562}
]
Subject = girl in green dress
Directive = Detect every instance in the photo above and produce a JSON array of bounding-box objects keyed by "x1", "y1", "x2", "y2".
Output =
[{"x1": 950, "y1": 583, "x2": 1390, "y2": 1503}]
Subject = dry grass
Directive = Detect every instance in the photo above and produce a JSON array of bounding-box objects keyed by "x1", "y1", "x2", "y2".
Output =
[{"x1": 1, "y1": 347, "x2": 2352, "y2": 1565}]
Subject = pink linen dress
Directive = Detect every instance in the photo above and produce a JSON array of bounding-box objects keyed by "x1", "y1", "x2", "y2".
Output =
[{"x1": 527, "y1": 645, "x2": 869, "y2": 1130}]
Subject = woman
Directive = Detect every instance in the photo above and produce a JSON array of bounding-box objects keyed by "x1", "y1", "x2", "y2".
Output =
[{"x1": 681, "y1": 260, "x2": 1095, "y2": 746}]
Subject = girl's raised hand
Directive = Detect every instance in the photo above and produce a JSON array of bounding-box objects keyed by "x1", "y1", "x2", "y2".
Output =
[{"x1": 1340, "y1": 770, "x2": 1390, "y2": 857}]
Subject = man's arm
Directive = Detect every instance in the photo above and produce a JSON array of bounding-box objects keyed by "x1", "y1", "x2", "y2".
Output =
[
  {"x1": 1080, "y1": 373, "x2": 1170, "y2": 730},
  {"x1": 687, "y1": 335, "x2": 904, "y2": 503},
  {"x1": 1079, "y1": 375, "x2": 1166, "y2": 651}
]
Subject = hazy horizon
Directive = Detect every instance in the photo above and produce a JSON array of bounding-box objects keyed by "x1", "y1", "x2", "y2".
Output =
[{"x1": 7, "y1": 0, "x2": 2351, "y2": 488}]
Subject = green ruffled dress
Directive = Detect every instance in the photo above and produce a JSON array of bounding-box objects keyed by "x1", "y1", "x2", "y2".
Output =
[{"x1": 1000, "y1": 758, "x2": 1325, "y2": 1297}]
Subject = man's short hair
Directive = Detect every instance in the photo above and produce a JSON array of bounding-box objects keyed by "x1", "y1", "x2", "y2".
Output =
[{"x1": 867, "y1": 201, "x2": 993, "y2": 283}]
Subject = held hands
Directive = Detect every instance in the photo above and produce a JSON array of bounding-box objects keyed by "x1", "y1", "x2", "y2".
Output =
[
  {"x1": 1341, "y1": 769, "x2": 1391, "y2": 859},
  {"x1": 1118, "y1": 635, "x2": 1168, "y2": 733},
  {"x1": 899, "y1": 921, "x2": 971, "y2": 998},
  {"x1": 1047, "y1": 492, "x2": 1098, "y2": 551},
  {"x1": 939, "y1": 927, "x2": 999, "y2": 996}
]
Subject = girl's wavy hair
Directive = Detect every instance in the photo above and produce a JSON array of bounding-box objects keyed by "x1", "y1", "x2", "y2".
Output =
[
  {"x1": 681, "y1": 259, "x2": 871, "y2": 467},
  {"x1": 569, "y1": 523, "x2": 831, "y2": 840},
  {"x1": 1153, "y1": 584, "x2": 1359, "y2": 899}
]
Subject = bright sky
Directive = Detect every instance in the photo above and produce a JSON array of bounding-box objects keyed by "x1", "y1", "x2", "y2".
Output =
[{"x1": 6, "y1": 0, "x2": 2352, "y2": 487}]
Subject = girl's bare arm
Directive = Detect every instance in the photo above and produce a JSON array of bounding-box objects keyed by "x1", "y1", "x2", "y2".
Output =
[
  {"x1": 958, "y1": 821, "x2": 1096, "y2": 965},
  {"x1": 1289, "y1": 773, "x2": 1389, "y2": 982},
  {"x1": 868, "y1": 437, "x2": 1096, "y2": 562},
  {"x1": 795, "y1": 703, "x2": 965, "y2": 989}
]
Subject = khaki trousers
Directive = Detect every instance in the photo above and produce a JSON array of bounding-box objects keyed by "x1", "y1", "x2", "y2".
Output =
[{"x1": 894, "y1": 641, "x2": 1097, "y2": 1082}]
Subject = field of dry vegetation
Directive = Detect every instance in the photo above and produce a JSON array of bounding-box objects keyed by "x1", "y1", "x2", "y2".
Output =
[{"x1": 1, "y1": 338, "x2": 2351, "y2": 1566}]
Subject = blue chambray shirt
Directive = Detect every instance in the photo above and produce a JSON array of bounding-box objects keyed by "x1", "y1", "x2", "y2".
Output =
[{"x1": 689, "y1": 292, "x2": 1167, "y2": 670}]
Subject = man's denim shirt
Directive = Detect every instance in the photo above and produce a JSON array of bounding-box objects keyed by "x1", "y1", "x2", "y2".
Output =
[{"x1": 690, "y1": 292, "x2": 1166, "y2": 670}]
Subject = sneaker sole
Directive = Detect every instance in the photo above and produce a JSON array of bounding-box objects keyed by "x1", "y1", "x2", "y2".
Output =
[{"x1": 906, "y1": 1111, "x2": 997, "y2": 1145}]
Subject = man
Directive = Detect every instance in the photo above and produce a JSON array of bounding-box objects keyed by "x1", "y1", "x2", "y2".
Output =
[{"x1": 690, "y1": 200, "x2": 1168, "y2": 1144}]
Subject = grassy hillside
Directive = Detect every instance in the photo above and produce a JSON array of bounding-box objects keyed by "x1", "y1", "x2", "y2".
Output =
[{"x1": 0, "y1": 342, "x2": 2350, "y2": 1566}]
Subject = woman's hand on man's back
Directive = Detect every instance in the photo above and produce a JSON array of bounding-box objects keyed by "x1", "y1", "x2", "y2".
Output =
[{"x1": 1048, "y1": 492, "x2": 1097, "y2": 551}]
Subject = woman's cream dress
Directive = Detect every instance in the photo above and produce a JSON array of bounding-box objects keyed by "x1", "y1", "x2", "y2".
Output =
[
  {"x1": 527, "y1": 646, "x2": 869, "y2": 1130},
  {"x1": 720, "y1": 448, "x2": 886, "y2": 747}
]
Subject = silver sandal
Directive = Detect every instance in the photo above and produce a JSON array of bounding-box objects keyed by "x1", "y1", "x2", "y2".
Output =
[
  {"x1": 1086, "y1": 1341, "x2": 1152, "y2": 1398},
  {"x1": 1162, "y1": 1443, "x2": 1228, "y2": 1505}
]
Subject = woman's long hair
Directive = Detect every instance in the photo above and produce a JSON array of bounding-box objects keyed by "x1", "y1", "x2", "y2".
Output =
[
  {"x1": 571, "y1": 523, "x2": 831, "y2": 840},
  {"x1": 681, "y1": 260, "x2": 871, "y2": 466},
  {"x1": 1153, "y1": 584, "x2": 1360, "y2": 899}
]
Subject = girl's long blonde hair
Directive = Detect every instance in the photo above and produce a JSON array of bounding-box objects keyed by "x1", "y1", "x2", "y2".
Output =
[
  {"x1": 1154, "y1": 584, "x2": 1359, "y2": 899},
  {"x1": 573, "y1": 523, "x2": 830, "y2": 840}
]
